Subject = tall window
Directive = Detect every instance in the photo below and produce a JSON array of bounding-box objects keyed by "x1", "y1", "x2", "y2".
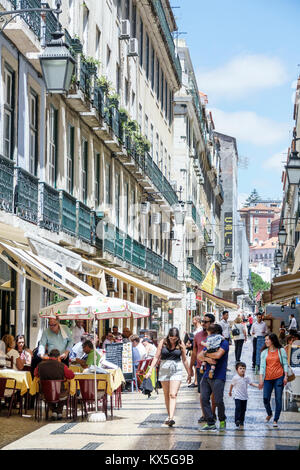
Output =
[
  {"x1": 156, "y1": 58, "x2": 160, "y2": 99},
  {"x1": 115, "y1": 171, "x2": 120, "y2": 227},
  {"x1": 3, "y1": 66, "x2": 14, "y2": 159},
  {"x1": 116, "y1": 63, "x2": 121, "y2": 94},
  {"x1": 151, "y1": 46, "x2": 155, "y2": 90},
  {"x1": 48, "y1": 105, "x2": 57, "y2": 186},
  {"x1": 160, "y1": 70, "x2": 164, "y2": 109},
  {"x1": 66, "y1": 124, "x2": 74, "y2": 194},
  {"x1": 94, "y1": 151, "x2": 100, "y2": 207},
  {"x1": 150, "y1": 124, "x2": 154, "y2": 159},
  {"x1": 81, "y1": 139, "x2": 88, "y2": 203},
  {"x1": 131, "y1": 3, "x2": 137, "y2": 37},
  {"x1": 139, "y1": 17, "x2": 144, "y2": 67},
  {"x1": 95, "y1": 26, "x2": 101, "y2": 66},
  {"x1": 145, "y1": 33, "x2": 150, "y2": 79},
  {"x1": 131, "y1": 188, "x2": 136, "y2": 237},
  {"x1": 155, "y1": 133, "x2": 159, "y2": 165},
  {"x1": 124, "y1": 182, "x2": 129, "y2": 233},
  {"x1": 83, "y1": 5, "x2": 89, "y2": 55},
  {"x1": 124, "y1": 0, "x2": 130, "y2": 19},
  {"x1": 105, "y1": 161, "x2": 111, "y2": 205},
  {"x1": 29, "y1": 91, "x2": 38, "y2": 175}
]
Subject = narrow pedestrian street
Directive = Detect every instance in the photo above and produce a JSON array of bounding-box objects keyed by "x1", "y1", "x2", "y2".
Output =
[{"x1": 1, "y1": 341, "x2": 299, "y2": 451}]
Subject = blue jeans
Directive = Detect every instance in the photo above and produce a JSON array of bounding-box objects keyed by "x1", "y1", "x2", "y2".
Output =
[{"x1": 263, "y1": 375, "x2": 284, "y2": 422}]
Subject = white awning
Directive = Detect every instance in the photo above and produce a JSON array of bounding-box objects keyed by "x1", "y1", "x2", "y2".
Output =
[
  {"x1": 96, "y1": 264, "x2": 183, "y2": 301},
  {"x1": 0, "y1": 242, "x2": 102, "y2": 299}
]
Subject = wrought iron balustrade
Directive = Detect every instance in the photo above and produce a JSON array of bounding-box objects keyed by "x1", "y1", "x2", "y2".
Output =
[
  {"x1": 39, "y1": 182, "x2": 60, "y2": 232},
  {"x1": 15, "y1": 167, "x2": 39, "y2": 224},
  {"x1": 76, "y1": 201, "x2": 92, "y2": 243},
  {"x1": 59, "y1": 190, "x2": 77, "y2": 236},
  {"x1": 0, "y1": 154, "x2": 14, "y2": 213}
]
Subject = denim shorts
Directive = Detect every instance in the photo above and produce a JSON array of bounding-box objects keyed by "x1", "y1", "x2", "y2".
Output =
[{"x1": 159, "y1": 360, "x2": 183, "y2": 381}]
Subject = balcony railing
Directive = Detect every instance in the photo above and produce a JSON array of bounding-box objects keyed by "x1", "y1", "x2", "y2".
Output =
[
  {"x1": 39, "y1": 182, "x2": 60, "y2": 232},
  {"x1": 150, "y1": 0, "x2": 182, "y2": 84},
  {"x1": 15, "y1": 167, "x2": 39, "y2": 224},
  {"x1": 0, "y1": 155, "x2": 14, "y2": 213},
  {"x1": 77, "y1": 201, "x2": 92, "y2": 243},
  {"x1": 59, "y1": 190, "x2": 77, "y2": 237},
  {"x1": 188, "y1": 262, "x2": 204, "y2": 283},
  {"x1": 163, "y1": 259, "x2": 178, "y2": 279}
]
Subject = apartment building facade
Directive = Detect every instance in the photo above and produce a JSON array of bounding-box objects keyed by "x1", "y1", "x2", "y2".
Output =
[{"x1": 0, "y1": 0, "x2": 185, "y2": 346}]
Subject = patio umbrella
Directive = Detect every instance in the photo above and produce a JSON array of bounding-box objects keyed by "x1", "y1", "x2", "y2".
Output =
[{"x1": 38, "y1": 295, "x2": 149, "y2": 421}]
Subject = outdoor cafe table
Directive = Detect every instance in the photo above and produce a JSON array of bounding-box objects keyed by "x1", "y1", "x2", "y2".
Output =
[
  {"x1": 71, "y1": 367, "x2": 125, "y2": 396},
  {"x1": 0, "y1": 368, "x2": 32, "y2": 396}
]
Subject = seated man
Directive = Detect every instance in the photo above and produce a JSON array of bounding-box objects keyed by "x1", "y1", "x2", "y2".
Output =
[
  {"x1": 34, "y1": 348, "x2": 75, "y2": 421},
  {"x1": 130, "y1": 334, "x2": 147, "y2": 360},
  {"x1": 75, "y1": 340, "x2": 102, "y2": 369}
]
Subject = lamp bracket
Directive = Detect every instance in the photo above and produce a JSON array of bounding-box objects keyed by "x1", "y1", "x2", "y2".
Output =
[{"x1": 0, "y1": 6, "x2": 61, "y2": 32}]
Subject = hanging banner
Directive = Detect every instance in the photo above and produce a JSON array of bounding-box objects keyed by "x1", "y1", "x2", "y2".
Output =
[{"x1": 224, "y1": 212, "x2": 233, "y2": 260}]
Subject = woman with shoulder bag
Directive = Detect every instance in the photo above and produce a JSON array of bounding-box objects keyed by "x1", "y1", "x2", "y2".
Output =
[
  {"x1": 259, "y1": 333, "x2": 288, "y2": 428},
  {"x1": 232, "y1": 317, "x2": 247, "y2": 363},
  {"x1": 145, "y1": 327, "x2": 190, "y2": 427}
]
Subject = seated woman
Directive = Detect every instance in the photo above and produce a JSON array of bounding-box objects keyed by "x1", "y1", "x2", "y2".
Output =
[
  {"x1": 15, "y1": 335, "x2": 32, "y2": 369},
  {"x1": 2, "y1": 334, "x2": 24, "y2": 370}
]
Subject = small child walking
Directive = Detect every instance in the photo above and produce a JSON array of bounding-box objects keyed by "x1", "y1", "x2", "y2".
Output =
[{"x1": 229, "y1": 361, "x2": 259, "y2": 428}]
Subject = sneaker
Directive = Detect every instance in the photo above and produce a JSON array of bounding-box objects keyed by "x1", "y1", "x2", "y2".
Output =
[
  {"x1": 57, "y1": 413, "x2": 63, "y2": 421},
  {"x1": 198, "y1": 416, "x2": 206, "y2": 423},
  {"x1": 273, "y1": 422, "x2": 279, "y2": 428},
  {"x1": 235, "y1": 420, "x2": 240, "y2": 428},
  {"x1": 219, "y1": 421, "x2": 226, "y2": 431},
  {"x1": 51, "y1": 412, "x2": 57, "y2": 421},
  {"x1": 199, "y1": 423, "x2": 217, "y2": 432},
  {"x1": 239, "y1": 424, "x2": 244, "y2": 429}
]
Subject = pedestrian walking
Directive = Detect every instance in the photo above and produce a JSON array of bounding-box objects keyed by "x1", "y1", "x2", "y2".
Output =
[
  {"x1": 188, "y1": 313, "x2": 216, "y2": 423},
  {"x1": 145, "y1": 327, "x2": 190, "y2": 427},
  {"x1": 229, "y1": 362, "x2": 259, "y2": 428},
  {"x1": 250, "y1": 312, "x2": 267, "y2": 370},
  {"x1": 259, "y1": 333, "x2": 288, "y2": 428},
  {"x1": 247, "y1": 314, "x2": 253, "y2": 336},
  {"x1": 219, "y1": 311, "x2": 231, "y2": 342},
  {"x1": 198, "y1": 324, "x2": 229, "y2": 432},
  {"x1": 288, "y1": 314, "x2": 298, "y2": 332},
  {"x1": 232, "y1": 316, "x2": 248, "y2": 362}
]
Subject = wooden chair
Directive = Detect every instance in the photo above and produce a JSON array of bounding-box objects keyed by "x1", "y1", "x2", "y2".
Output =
[
  {"x1": 74, "y1": 379, "x2": 108, "y2": 421},
  {"x1": 0, "y1": 377, "x2": 17, "y2": 417}
]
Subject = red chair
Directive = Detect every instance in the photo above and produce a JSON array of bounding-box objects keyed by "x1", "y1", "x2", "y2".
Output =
[
  {"x1": 136, "y1": 359, "x2": 153, "y2": 388},
  {"x1": 114, "y1": 385, "x2": 122, "y2": 409},
  {"x1": 35, "y1": 380, "x2": 69, "y2": 421},
  {"x1": 0, "y1": 377, "x2": 17, "y2": 417},
  {"x1": 75, "y1": 379, "x2": 108, "y2": 421}
]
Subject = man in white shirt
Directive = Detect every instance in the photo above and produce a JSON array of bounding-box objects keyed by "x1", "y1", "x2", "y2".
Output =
[
  {"x1": 130, "y1": 335, "x2": 147, "y2": 360},
  {"x1": 71, "y1": 320, "x2": 85, "y2": 345},
  {"x1": 219, "y1": 311, "x2": 230, "y2": 341},
  {"x1": 250, "y1": 313, "x2": 267, "y2": 368},
  {"x1": 288, "y1": 314, "x2": 298, "y2": 331},
  {"x1": 192, "y1": 316, "x2": 202, "y2": 334}
]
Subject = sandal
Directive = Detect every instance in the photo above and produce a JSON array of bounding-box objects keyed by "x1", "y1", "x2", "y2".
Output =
[
  {"x1": 164, "y1": 418, "x2": 171, "y2": 425},
  {"x1": 168, "y1": 419, "x2": 175, "y2": 427}
]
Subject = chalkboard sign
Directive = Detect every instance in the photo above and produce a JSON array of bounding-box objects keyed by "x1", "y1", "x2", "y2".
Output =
[
  {"x1": 290, "y1": 346, "x2": 300, "y2": 368},
  {"x1": 105, "y1": 342, "x2": 133, "y2": 380}
]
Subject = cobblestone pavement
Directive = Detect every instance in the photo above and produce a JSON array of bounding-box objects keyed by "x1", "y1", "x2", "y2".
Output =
[{"x1": 1, "y1": 340, "x2": 300, "y2": 451}]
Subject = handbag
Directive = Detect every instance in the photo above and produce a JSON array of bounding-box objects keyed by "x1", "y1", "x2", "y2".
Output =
[
  {"x1": 232, "y1": 325, "x2": 240, "y2": 337},
  {"x1": 279, "y1": 349, "x2": 295, "y2": 382}
]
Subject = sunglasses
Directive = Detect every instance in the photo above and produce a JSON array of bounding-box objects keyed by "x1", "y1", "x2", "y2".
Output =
[{"x1": 202, "y1": 320, "x2": 210, "y2": 324}]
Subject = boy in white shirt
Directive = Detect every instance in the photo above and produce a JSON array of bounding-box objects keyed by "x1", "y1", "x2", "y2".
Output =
[{"x1": 229, "y1": 361, "x2": 258, "y2": 428}]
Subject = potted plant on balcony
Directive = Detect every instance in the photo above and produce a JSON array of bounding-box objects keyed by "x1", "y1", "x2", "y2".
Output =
[
  {"x1": 107, "y1": 92, "x2": 120, "y2": 109},
  {"x1": 70, "y1": 35, "x2": 83, "y2": 54},
  {"x1": 134, "y1": 134, "x2": 151, "y2": 155},
  {"x1": 84, "y1": 56, "x2": 100, "y2": 75},
  {"x1": 96, "y1": 75, "x2": 112, "y2": 95}
]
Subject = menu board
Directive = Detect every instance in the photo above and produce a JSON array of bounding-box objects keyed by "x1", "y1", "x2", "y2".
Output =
[{"x1": 105, "y1": 342, "x2": 133, "y2": 379}]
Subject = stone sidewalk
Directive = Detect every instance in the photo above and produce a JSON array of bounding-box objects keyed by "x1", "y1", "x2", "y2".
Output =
[{"x1": 1, "y1": 340, "x2": 300, "y2": 450}]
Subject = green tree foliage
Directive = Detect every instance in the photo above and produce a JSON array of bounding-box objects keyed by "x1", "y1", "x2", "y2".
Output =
[
  {"x1": 250, "y1": 271, "x2": 270, "y2": 298},
  {"x1": 244, "y1": 189, "x2": 261, "y2": 207}
]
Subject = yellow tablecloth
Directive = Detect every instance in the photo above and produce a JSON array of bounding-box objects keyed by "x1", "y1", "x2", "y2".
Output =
[
  {"x1": 30, "y1": 368, "x2": 125, "y2": 397},
  {"x1": 74, "y1": 368, "x2": 125, "y2": 396},
  {"x1": 0, "y1": 369, "x2": 33, "y2": 396}
]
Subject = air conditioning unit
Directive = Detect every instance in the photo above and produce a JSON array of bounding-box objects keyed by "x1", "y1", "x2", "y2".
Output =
[
  {"x1": 106, "y1": 275, "x2": 117, "y2": 292},
  {"x1": 120, "y1": 19, "x2": 131, "y2": 39},
  {"x1": 128, "y1": 38, "x2": 138, "y2": 57},
  {"x1": 141, "y1": 201, "x2": 150, "y2": 215}
]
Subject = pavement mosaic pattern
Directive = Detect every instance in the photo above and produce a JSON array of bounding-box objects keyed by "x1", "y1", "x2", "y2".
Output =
[{"x1": 1, "y1": 341, "x2": 300, "y2": 450}]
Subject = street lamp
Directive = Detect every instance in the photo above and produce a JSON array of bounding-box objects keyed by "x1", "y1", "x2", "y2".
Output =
[
  {"x1": 231, "y1": 271, "x2": 236, "y2": 281},
  {"x1": 206, "y1": 239, "x2": 215, "y2": 256},
  {"x1": 173, "y1": 203, "x2": 186, "y2": 225},
  {"x1": 285, "y1": 129, "x2": 300, "y2": 185},
  {"x1": 221, "y1": 257, "x2": 227, "y2": 272},
  {"x1": 274, "y1": 264, "x2": 280, "y2": 276},
  {"x1": 0, "y1": 1, "x2": 75, "y2": 94},
  {"x1": 275, "y1": 249, "x2": 283, "y2": 264},
  {"x1": 278, "y1": 225, "x2": 287, "y2": 246}
]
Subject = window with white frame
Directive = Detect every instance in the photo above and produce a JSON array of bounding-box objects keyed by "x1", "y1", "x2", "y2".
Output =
[
  {"x1": 29, "y1": 91, "x2": 38, "y2": 175},
  {"x1": 83, "y1": 5, "x2": 89, "y2": 55},
  {"x1": 150, "y1": 124, "x2": 154, "y2": 159},
  {"x1": 115, "y1": 171, "x2": 120, "y2": 227},
  {"x1": 105, "y1": 160, "x2": 111, "y2": 205},
  {"x1": 66, "y1": 124, "x2": 74, "y2": 194},
  {"x1": 94, "y1": 151, "x2": 100, "y2": 208},
  {"x1": 81, "y1": 138, "x2": 88, "y2": 203},
  {"x1": 3, "y1": 66, "x2": 14, "y2": 159},
  {"x1": 48, "y1": 105, "x2": 57, "y2": 186}
]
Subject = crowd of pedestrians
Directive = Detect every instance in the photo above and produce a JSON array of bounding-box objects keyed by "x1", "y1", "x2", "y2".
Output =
[{"x1": 146, "y1": 310, "x2": 299, "y2": 431}]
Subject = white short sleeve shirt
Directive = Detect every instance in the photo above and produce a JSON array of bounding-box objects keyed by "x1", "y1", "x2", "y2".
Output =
[{"x1": 231, "y1": 374, "x2": 251, "y2": 400}]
